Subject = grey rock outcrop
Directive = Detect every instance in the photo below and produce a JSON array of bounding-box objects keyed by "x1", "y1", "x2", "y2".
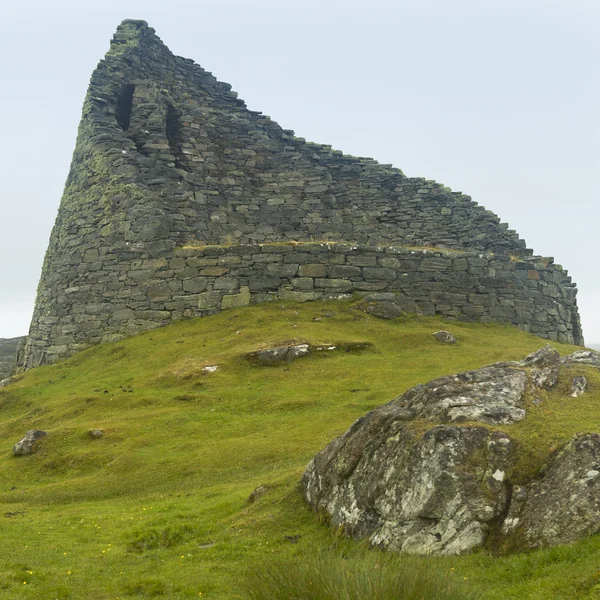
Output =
[
  {"x1": 246, "y1": 342, "x2": 372, "y2": 365},
  {"x1": 562, "y1": 349, "x2": 600, "y2": 368},
  {"x1": 246, "y1": 344, "x2": 311, "y2": 365},
  {"x1": 503, "y1": 434, "x2": 600, "y2": 548},
  {"x1": 570, "y1": 376, "x2": 588, "y2": 397},
  {"x1": 0, "y1": 337, "x2": 25, "y2": 380},
  {"x1": 303, "y1": 345, "x2": 600, "y2": 555},
  {"x1": 13, "y1": 430, "x2": 48, "y2": 456},
  {"x1": 524, "y1": 344, "x2": 561, "y2": 389},
  {"x1": 390, "y1": 361, "x2": 528, "y2": 425},
  {"x1": 303, "y1": 422, "x2": 512, "y2": 555}
]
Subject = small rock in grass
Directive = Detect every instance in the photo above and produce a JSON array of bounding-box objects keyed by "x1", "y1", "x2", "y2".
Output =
[
  {"x1": 13, "y1": 430, "x2": 48, "y2": 456},
  {"x1": 359, "y1": 295, "x2": 402, "y2": 320},
  {"x1": 248, "y1": 485, "x2": 270, "y2": 503},
  {"x1": 89, "y1": 429, "x2": 105, "y2": 439},
  {"x1": 284, "y1": 534, "x2": 301, "y2": 544},
  {"x1": 433, "y1": 331, "x2": 456, "y2": 344},
  {"x1": 570, "y1": 376, "x2": 587, "y2": 398},
  {"x1": 246, "y1": 344, "x2": 310, "y2": 365},
  {"x1": 202, "y1": 365, "x2": 218, "y2": 373}
]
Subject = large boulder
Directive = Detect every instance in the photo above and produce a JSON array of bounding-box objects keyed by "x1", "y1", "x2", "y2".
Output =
[
  {"x1": 303, "y1": 345, "x2": 600, "y2": 555},
  {"x1": 503, "y1": 434, "x2": 600, "y2": 548},
  {"x1": 303, "y1": 419, "x2": 512, "y2": 555}
]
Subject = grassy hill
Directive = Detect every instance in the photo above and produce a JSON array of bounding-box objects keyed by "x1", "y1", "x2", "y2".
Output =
[{"x1": 1, "y1": 299, "x2": 600, "y2": 599}]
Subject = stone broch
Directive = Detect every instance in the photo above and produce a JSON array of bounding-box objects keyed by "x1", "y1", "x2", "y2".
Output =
[{"x1": 18, "y1": 19, "x2": 583, "y2": 369}]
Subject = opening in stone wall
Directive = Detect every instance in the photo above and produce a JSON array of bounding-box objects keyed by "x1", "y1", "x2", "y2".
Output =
[
  {"x1": 116, "y1": 84, "x2": 135, "y2": 130},
  {"x1": 166, "y1": 103, "x2": 185, "y2": 169}
]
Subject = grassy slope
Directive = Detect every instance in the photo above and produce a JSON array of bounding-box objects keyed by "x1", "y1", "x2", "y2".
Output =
[{"x1": 0, "y1": 299, "x2": 599, "y2": 599}]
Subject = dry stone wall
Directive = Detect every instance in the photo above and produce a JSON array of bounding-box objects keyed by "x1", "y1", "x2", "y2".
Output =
[
  {"x1": 20, "y1": 20, "x2": 583, "y2": 368},
  {"x1": 22, "y1": 242, "x2": 581, "y2": 368}
]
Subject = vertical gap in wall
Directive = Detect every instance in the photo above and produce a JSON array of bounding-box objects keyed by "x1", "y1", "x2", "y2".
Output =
[
  {"x1": 166, "y1": 103, "x2": 185, "y2": 170},
  {"x1": 116, "y1": 84, "x2": 135, "y2": 131}
]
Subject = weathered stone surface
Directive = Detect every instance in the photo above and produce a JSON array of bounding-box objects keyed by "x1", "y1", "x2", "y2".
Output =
[
  {"x1": 246, "y1": 341, "x2": 372, "y2": 365},
  {"x1": 303, "y1": 419, "x2": 512, "y2": 555},
  {"x1": 570, "y1": 376, "x2": 588, "y2": 397},
  {"x1": 390, "y1": 363, "x2": 528, "y2": 425},
  {"x1": 362, "y1": 297, "x2": 403, "y2": 319},
  {"x1": 433, "y1": 331, "x2": 456, "y2": 344},
  {"x1": 521, "y1": 344, "x2": 560, "y2": 390},
  {"x1": 13, "y1": 430, "x2": 48, "y2": 456},
  {"x1": 0, "y1": 336, "x2": 26, "y2": 379},
  {"x1": 562, "y1": 349, "x2": 600, "y2": 368},
  {"x1": 89, "y1": 429, "x2": 105, "y2": 439},
  {"x1": 246, "y1": 344, "x2": 310, "y2": 365},
  {"x1": 506, "y1": 434, "x2": 600, "y2": 548}
]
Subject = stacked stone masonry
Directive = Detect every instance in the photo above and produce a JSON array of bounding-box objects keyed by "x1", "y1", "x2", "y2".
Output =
[
  {"x1": 20, "y1": 20, "x2": 583, "y2": 368},
  {"x1": 23, "y1": 242, "x2": 581, "y2": 367}
]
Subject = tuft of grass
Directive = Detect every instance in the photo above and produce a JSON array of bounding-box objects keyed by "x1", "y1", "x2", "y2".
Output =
[{"x1": 241, "y1": 549, "x2": 480, "y2": 600}]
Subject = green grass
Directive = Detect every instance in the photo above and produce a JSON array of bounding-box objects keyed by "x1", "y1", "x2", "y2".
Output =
[{"x1": 0, "y1": 299, "x2": 598, "y2": 598}]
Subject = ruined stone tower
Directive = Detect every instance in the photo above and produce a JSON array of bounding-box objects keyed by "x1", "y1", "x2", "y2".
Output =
[{"x1": 20, "y1": 20, "x2": 583, "y2": 368}]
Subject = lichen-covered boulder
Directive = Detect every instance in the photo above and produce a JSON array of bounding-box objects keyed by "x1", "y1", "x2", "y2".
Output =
[
  {"x1": 246, "y1": 344, "x2": 310, "y2": 365},
  {"x1": 13, "y1": 430, "x2": 48, "y2": 456},
  {"x1": 303, "y1": 345, "x2": 600, "y2": 556},
  {"x1": 562, "y1": 349, "x2": 600, "y2": 368},
  {"x1": 303, "y1": 418, "x2": 512, "y2": 555},
  {"x1": 390, "y1": 363, "x2": 528, "y2": 425},
  {"x1": 503, "y1": 434, "x2": 600, "y2": 548},
  {"x1": 433, "y1": 331, "x2": 457, "y2": 344}
]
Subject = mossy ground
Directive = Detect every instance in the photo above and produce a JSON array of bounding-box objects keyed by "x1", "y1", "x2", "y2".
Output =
[{"x1": 0, "y1": 299, "x2": 599, "y2": 598}]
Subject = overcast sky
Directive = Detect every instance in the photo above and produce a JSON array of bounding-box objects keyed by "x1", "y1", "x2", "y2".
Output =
[{"x1": 1, "y1": 0, "x2": 598, "y2": 342}]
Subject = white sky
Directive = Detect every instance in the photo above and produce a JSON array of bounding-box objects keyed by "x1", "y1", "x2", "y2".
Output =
[{"x1": 1, "y1": 0, "x2": 598, "y2": 342}]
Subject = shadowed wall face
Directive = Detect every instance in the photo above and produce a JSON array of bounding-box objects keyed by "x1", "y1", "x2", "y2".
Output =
[{"x1": 19, "y1": 20, "x2": 583, "y2": 369}]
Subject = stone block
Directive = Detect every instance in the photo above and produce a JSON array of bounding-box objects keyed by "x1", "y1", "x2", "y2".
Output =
[
  {"x1": 315, "y1": 278, "x2": 353, "y2": 291},
  {"x1": 214, "y1": 277, "x2": 240, "y2": 291},
  {"x1": 329, "y1": 265, "x2": 361, "y2": 279},
  {"x1": 267, "y1": 263, "x2": 299, "y2": 277},
  {"x1": 363, "y1": 267, "x2": 396, "y2": 280},
  {"x1": 249, "y1": 277, "x2": 282, "y2": 291},
  {"x1": 299, "y1": 264, "x2": 328, "y2": 278},
  {"x1": 279, "y1": 289, "x2": 322, "y2": 302},
  {"x1": 292, "y1": 278, "x2": 314, "y2": 290},
  {"x1": 221, "y1": 286, "x2": 251, "y2": 309},
  {"x1": 198, "y1": 291, "x2": 222, "y2": 309},
  {"x1": 182, "y1": 278, "x2": 208, "y2": 293},
  {"x1": 111, "y1": 308, "x2": 135, "y2": 321},
  {"x1": 147, "y1": 282, "x2": 172, "y2": 301}
]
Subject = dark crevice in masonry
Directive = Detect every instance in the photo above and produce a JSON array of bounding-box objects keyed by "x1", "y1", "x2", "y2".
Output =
[
  {"x1": 166, "y1": 103, "x2": 185, "y2": 170},
  {"x1": 116, "y1": 84, "x2": 135, "y2": 131}
]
